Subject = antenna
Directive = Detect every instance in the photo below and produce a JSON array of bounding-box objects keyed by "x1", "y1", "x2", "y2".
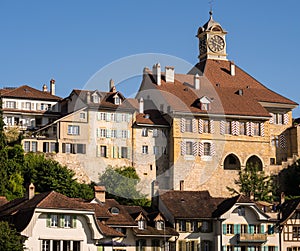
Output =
[{"x1": 209, "y1": 0, "x2": 214, "y2": 15}]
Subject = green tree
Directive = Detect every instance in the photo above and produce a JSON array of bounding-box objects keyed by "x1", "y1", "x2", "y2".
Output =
[
  {"x1": 23, "y1": 153, "x2": 94, "y2": 199},
  {"x1": 0, "y1": 221, "x2": 24, "y2": 251},
  {"x1": 99, "y1": 166, "x2": 151, "y2": 206},
  {"x1": 227, "y1": 163, "x2": 274, "y2": 202}
]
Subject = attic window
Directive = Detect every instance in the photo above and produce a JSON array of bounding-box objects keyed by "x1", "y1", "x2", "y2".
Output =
[
  {"x1": 156, "y1": 220, "x2": 164, "y2": 230},
  {"x1": 110, "y1": 207, "x2": 120, "y2": 215},
  {"x1": 114, "y1": 96, "x2": 121, "y2": 105},
  {"x1": 201, "y1": 103, "x2": 209, "y2": 111},
  {"x1": 138, "y1": 219, "x2": 146, "y2": 230},
  {"x1": 199, "y1": 96, "x2": 211, "y2": 111},
  {"x1": 92, "y1": 94, "x2": 100, "y2": 103}
]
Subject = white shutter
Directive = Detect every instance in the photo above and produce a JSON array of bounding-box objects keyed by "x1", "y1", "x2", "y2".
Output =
[
  {"x1": 97, "y1": 112, "x2": 101, "y2": 120},
  {"x1": 127, "y1": 130, "x2": 130, "y2": 139},
  {"x1": 192, "y1": 118, "x2": 197, "y2": 133},
  {"x1": 269, "y1": 113, "x2": 274, "y2": 124},
  {"x1": 210, "y1": 142, "x2": 216, "y2": 156},
  {"x1": 260, "y1": 122, "x2": 265, "y2": 137},
  {"x1": 283, "y1": 113, "x2": 289, "y2": 125},
  {"x1": 180, "y1": 118, "x2": 186, "y2": 133},
  {"x1": 220, "y1": 120, "x2": 225, "y2": 135},
  {"x1": 96, "y1": 128, "x2": 100, "y2": 138},
  {"x1": 250, "y1": 122, "x2": 254, "y2": 136},
  {"x1": 106, "y1": 113, "x2": 111, "y2": 121},
  {"x1": 192, "y1": 142, "x2": 198, "y2": 156},
  {"x1": 210, "y1": 120, "x2": 215, "y2": 134},
  {"x1": 199, "y1": 142, "x2": 204, "y2": 156},
  {"x1": 106, "y1": 129, "x2": 111, "y2": 138},
  {"x1": 180, "y1": 141, "x2": 186, "y2": 156},
  {"x1": 199, "y1": 119, "x2": 203, "y2": 134},
  {"x1": 246, "y1": 122, "x2": 251, "y2": 136}
]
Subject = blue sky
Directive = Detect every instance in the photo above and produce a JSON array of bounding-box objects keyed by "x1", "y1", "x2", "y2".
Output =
[{"x1": 1, "y1": 1, "x2": 300, "y2": 116}]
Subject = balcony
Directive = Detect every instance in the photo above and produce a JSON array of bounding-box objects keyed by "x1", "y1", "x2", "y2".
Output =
[{"x1": 237, "y1": 233, "x2": 267, "y2": 243}]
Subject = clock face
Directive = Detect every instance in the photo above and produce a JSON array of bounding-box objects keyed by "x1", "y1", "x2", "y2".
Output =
[
  {"x1": 199, "y1": 39, "x2": 207, "y2": 55},
  {"x1": 208, "y1": 35, "x2": 225, "y2": 53}
]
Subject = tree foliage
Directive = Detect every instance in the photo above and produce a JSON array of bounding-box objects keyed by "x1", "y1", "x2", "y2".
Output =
[
  {"x1": 0, "y1": 221, "x2": 25, "y2": 251},
  {"x1": 23, "y1": 153, "x2": 94, "y2": 200},
  {"x1": 99, "y1": 166, "x2": 151, "y2": 206},
  {"x1": 227, "y1": 163, "x2": 275, "y2": 202},
  {"x1": 277, "y1": 159, "x2": 300, "y2": 199}
]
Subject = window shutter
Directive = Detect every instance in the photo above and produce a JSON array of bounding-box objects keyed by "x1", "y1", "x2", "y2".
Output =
[
  {"x1": 222, "y1": 246, "x2": 226, "y2": 251},
  {"x1": 192, "y1": 119, "x2": 197, "y2": 133},
  {"x1": 192, "y1": 142, "x2": 198, "y2": 156},
  {"x1": 246, "y1": 122, "x2": 251, "y2": 136},
  {"x1": 31, "y1": 103, "x2": 34, "y2": 110},
  {"x1": 96, "y1": 128, "x2": 100, "y2": 138},
  {"x1": 106, "y1": 129, "x2": 111, "y2": 138},
  {"x1": 106, "y1": 113, "x2": 111, "y2": 121},
  {"x1": 96, "y1": 145, "x2": 100, "y2": 157},
  {"x1": 127, "y1": 130, "x2": 130, "y2": 139},
  {"x1": 250, "y1": 122, "x2": 254, "y2": 136},
  {"x1": 21, "y1": 102, "x2": 25, "y2": 109},
  {"x1": 181, "y1": 141, "x2": 186, "y2": 156},
  {"x1": 210, "y1": 119, "x2": 215, "y2": 134},
  {"x1": 275, "y1": 247, "x2": 278, "y2": 251},
  {"x1": 220, "y1": 120, "x2": 225, "y2": 135},
  {"x1": 279, "y1": 134, "x2": 287, "y2": 149},
  {"x1": 198, "y1": 119, "x2": 203, "y2": 134},
  {"x1": 283, "y1": 113, "x2": 289, "y2": 125},
  {"x1": 249, "y1": 224, "x2": 254, "y2": 234},
  {"x1": 260, "y1": 122, "x2": 265, "y2": 137},
  {"x1": 116, "y1": 113, "x2": 121, "y2": 122},
  {"x1": 97, "y1": 112, "x2": 101, "y2": 120},
  {"x1": 261, "y1": 224, "x2": 265, "y2": 233},
  {"x1": 180, "y1": 118, "x2": 186, "y2": 133},
  {"x1": 72, "y1": 215, "x2": 77, "y2": 228},
  {"x1": 117, "y1": 130, "x2": 122, "y2": 138},
  {"x1": 62, "y1": 143, "x2": 66, "y2": 153},
  {"x1": 107, "y1": 146, "x2": 111, "y2": 158},
  {"x1": 199, "y1": 142, "x2": 204, "y2": 156},
  {"x1": 234, "y1": 224, "x2": 240, "y2": 234},
  {"x1": 210, "y1": 142, "x2": 216, "y2": 156},
  {"x1": 59, "y1": 215, "x2": 64, "y2": 228},
  {"x1": 269, "y1": 113, "x2": 274, "y2": 124},
  {"x1": 46, "y1": 214, "x2": 51, "y2": 227},
  {"x1": 222, "y1": 224, "x2": 227, "y2": 234},
  {"x1": 127, "y1": 147, "x2": 131, "y2": 159},
  {"x1": 263, "y1": 246, "x2": 268, "y2": 251},
  {"x1": 118, "y1": 147, "x2": 122, "y2": 158},
  {"x1": 231, "y1": 121, "x2": 236, "y2": 135}
]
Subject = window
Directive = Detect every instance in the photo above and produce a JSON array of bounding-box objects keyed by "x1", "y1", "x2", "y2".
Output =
[
  {"x1": 152, "y1": 239, "x2": 160, "y2": 251},
  {"x1": 226, "y1": 224, "x2": 234, "y2": 234},
  {"x1": 253, "y1": 122, "x2": 260, "y2": 136},
  {"x1": 201, "y1": 103, "x2": 209, "y2": 111},
  {"x1": 203, "y1": 119, "x2": 210, "y2": 133},
  {"x1": 25, "y1": 102, "x2": 31, "y2": 110},
  {"x1": 136, "y1": 239, "x2": 146, "y2": 251},
  {"x1": 191, "y1": 221, "x2": 200, "y2": 232},
  {"x1": 203, "y1": 142, "x2": 211, "y2": 156},
  {"x1": 142, "y1": 145, "x2": 148, "y2": 154},
  {"x1": 6, "y1": 116, "x2": 13, "y2": 125},
  {"x1": 268, "y1": 225, "x2": 275, "y2": 235},
  {"x1": 31, "y1": 141, "x2": 37, "y2": 152},
  {"x1": 122, "y1": 130, "x2": 128, "y2": 138},
  {"x1": 114, "y1": 96, "x2": 121, "y2": 105},
  {"x1": 153, "y1": 129, "x2": 158, "y2": 137},
  {"x1": 185, "y1": 119, "x2": 193, "y2": 132},
  {"x1": 153, "y1": 146, "x2": 159, "y2": 155},
  {"x1": 50, "y1": 214, "x2": 58, "y2": 227},
  {"x1": 121, "y1": 147, "x2": 128, "y2": 158},
  {"x1": 253, "y1": 224, "x2": 261, "y2": 234},
  {"x1": 41, "y1": 103, "x2": 49, "y2": 110},
  {"x1": 138, "y1": 219, "x2": 146, "y2": 230},
  {"x1": 241, "y1": 224, "x2": 248, "y2": 234},
  {"x1": 77, "y1": 144, "x2": 86, "y2": 154},
  {"x1": 225, "y1": 121, "x2": 231, "y2": 134},
  {"x1": 6, "y1": 101, "x2": 16, "y2": 109},
  {"x1": 24, "y1": 141, "x2": 30, "y2": 152},
  {"x1": 111, "y1": 113, "x2": 116, "y2": 121},
  {"x1": 42, "y1": 240, "x2": 50, "y2": 251},
  {"x1": 100, "y1": 129, "x2": 106, "y2": 138},
  {"x1": 186, "y1": 142, "x2": 193, "y2": 155},
  {"x1": 92, "y1": 94, "x2": 99, "y2": 103},
  {"x1": 79, "y1": 112, "x2": 85, "y2": 119},
  {"x1": 142, "y1": 128, "x2": 148, "y2": 137},
  {"x1": 226, "y1": 246, "x2": 234, "y2": 251},
  {"x1": 111, "y1": 129, "x2": 117, "y2": 138},
  {"x1": 293, "y1": 227, "x2": 300, "y2": 238},
  {"x1": 156, "y1": 220, "x2": 164, "y2": 230},
  {"x1": 239, "y1": 122, "x2": 246, "y2": 135},
  {"x1": 100, "y1": 146, "x2": 107, "y2": 157},
  {"x1": 201, "y1": 221, "x2": 211, "y2": 232},
  {"x1": 64, "y1": 215, "x2": 72, "y2": 228},
  {"x1": 178, "y1": 220, "x2": 186, "y2": 232},
  {"x1": 68, "y1": 125, "x2": 80, "y2": 135},
  {"x1": 238, "y1": 206, "x2": 245, "y2": 216},
  {"x1": 202, "y1": 241, "x2": 211, "y2": 251}
]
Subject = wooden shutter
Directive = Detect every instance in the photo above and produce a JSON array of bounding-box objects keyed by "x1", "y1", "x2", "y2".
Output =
[
  {"x1": 59, "y1": 215, "x2": 64, "y2": 228},
  {"x1": 279, "y1": 134, "x2": 287, "y2": 149},
  {"x1": 192, "y1": 142, "x2": 198, "y2": 156},
  {"x1": 46, "y1": 214, "x2": 51, "y2": 227},
  {"x1": 246, "y1": 122, "x2": 251, "y2": 136},
  {"x1": 192, "y1": 118, "x2": 197, "y2": 133},
  {"x1": 181, "y1": 141, "x2": 186, "y2": 156},
  {"x1": 283, "y1": 113, "x2": 289, "y2": 125},
  {"x1": 220, "y1": 120, "x2": 225, "y2": 135},
  {"x1": 269, "y1": 113, "x2": 274, "y2": 124},
  {"x1": 222, "y1": 224, "x2": 227, "y2": 234},
  {"x1": 210, "y1": 142, "x2": 216, "y2": 156},
  {"x1": 260, "y1": 122, "x2": 265, "y2": 137},
  {"x1": 72, "y1": 215, "x2": 77, "y2": 228},
  {"x1": 199, "y1": 142, "x2": 204, "y2": 156},
  {"x1": 198, "y1": 119, "x2": 203, "y2": 134},
  {"x1": 106, "y1": 113, "x2": 111, "y2": 121},
  {"x1": 210, "y1": 119, "x2": 215, "y2": 134},
  {"x1": 180, "y1": 118, "x2": 186, "y2": 133}
]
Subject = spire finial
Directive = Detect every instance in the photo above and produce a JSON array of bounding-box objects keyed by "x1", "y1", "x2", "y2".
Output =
[{"x1": 209, "y1": 0, "x2": 214, "y2": 17}]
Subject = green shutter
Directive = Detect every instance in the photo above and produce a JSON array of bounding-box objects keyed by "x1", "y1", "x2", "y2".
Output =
[
  {"x1": 264, "y1": 246, "x2": 268, "y2": 251},
  {"x1": 234, "y1": 224, "x2": 240, "y2": 234},
  {"x1": 275, "y1": 247, "x2": 278, "y2": 251},
  {"x1": 46, "y1": 214, "x2": 51, "y2": 227},
  {"x1": 59, "y1": 215, "x2": 64, "y2": 228},
  {"x1": 223, "y1": 224, "x2": 227, "y2": 234},
  {"x1": 261, "y1": 224, "x2": 265, "y2": 233},
  {"x1": 72, "y1": 215, "x2": 77, "y2": 228},
  {"x1": 249, "y1": 224, "x2": 254, "y2": 234}
]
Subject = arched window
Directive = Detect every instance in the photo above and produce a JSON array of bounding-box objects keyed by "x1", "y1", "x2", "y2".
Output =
[
  {"x1": 246, "y1": 155, "x2": 263, "y2": 171},
  {"x1": 224, "y1": 154, "x2": 241, "y2": 170}
]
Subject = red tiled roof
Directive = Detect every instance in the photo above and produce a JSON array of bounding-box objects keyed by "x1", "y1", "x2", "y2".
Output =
[
  {"x1": 159, "y1": 190, "x2": 225, "y2": 219},
  {"x1": 135, "y1": 110, "x2": 169, "y2": 126},
  {"x1": 0, "y1": 85, "x2": 61, "y2": 101},
  {"x1": 140, "y1": 59, "x2": 297, "y2": 118}
]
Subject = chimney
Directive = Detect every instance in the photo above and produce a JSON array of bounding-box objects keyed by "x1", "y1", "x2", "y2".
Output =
[
  {"x1": 109, "y1": 79, "x2": 116, "y2": 92},
  {"x1": 230, "y1": 61, "x2": 236, "y2": 76},
  {"x1": 94, "y1": 186, "x2": 106, "y2": 203},
  {"x1": 165, "y1": 66, "x2": 175, "y2": 83},
  {"x1": 152, "y1": 63, "x2": 161, "y2": 86},
  {"x1": 139, "y1": 97, "x2": 144, "y2": 114},
  {"x1": 86, "y1": 91, "x2": 91, "y2": 104},
  {"x1": 50, "y1": 79, "x2": 55, "y2": 95},
  {"x1": 42, "y1": 84, "x2": 48, "y2": 92},
  {"x1": 194, "y1": 73, "x2": 200, "y2": 90},
  {"x1": 27, "y1": 183, "x2": 35, "y2": 200},
  {"x1": 280, "y1": 192, "x2": 285, "y2": 204}
]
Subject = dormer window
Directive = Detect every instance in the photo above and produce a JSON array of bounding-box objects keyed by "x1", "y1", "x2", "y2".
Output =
[
  {"x1": 156, "y1": 220, "x2": 164, "y2": 230},
  {"x1": 114, "y1": 96, "x2": 121, "y2": 105},
  {"x1": 138, "y1": 219, "x2": 146, "y2": 230},
  {"x1": 199, "y1": 96, "x2": 211, "y2": 111},
  {"x1": 92, "y1": 93, "x2": 100, "y2": 103},
  {"x1": 110, "y1": 207, "x2": 120, "y2": 215}
]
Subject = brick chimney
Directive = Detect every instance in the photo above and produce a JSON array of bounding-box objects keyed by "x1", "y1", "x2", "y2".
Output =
[
  {"x1": 42, "y1": 84, "x2": 48, "y2": 92},
  {"x1": 50, "y1": 79, "x2": 55, "y2": 95},
  {"x1": 94, "y1": 186, "x2": 106, "y2": 203},
  {"x1": 139, "y1": 97, "x2": 144, "y2": 114},
  {"x1": 194, "y1": 73, "x2": 200, "y2": 90},
  {"x1": 230, "y1": 61, "x2": 235, "y2": 76},
  {"x1": 109, "y1": 79, "x2": 116, "y2": 92},
  {"x1": 165, "y1": 66, "x2": 175, "y2": 83}
]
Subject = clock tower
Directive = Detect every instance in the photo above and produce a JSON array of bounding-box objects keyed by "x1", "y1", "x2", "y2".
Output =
[{"x1": 197, "y1": 11, "x2": 228, "y2": 61}]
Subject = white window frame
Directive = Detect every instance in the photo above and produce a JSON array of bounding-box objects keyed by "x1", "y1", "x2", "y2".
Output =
[
  {"x1": 142, "y1": 145, "x2": 148, "y2": 154},
  {"x1": 68, "y1": 125, "x2": 80, "y2": 135}
]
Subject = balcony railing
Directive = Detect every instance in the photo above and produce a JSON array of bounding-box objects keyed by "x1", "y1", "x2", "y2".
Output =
[{"x1": 237, "y1": 233, "x2": 267, "y2": 243}]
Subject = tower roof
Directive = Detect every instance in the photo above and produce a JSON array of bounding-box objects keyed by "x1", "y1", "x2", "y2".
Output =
[{"x1": 197, "y1": 11, "x2": 226, "y2": 36}]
